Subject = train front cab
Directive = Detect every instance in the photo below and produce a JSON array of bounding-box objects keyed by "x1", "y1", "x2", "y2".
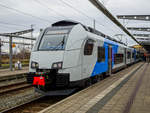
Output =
[{"x1": 27, "y1": 24, "x2": 90, "y2": 90}]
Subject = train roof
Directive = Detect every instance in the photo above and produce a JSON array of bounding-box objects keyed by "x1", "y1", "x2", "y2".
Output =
[
  {"x1": 52, "y1": 20, "x2": 80, "y2": 27},
  {"x1": 51, "y1": 20, "x2": 127, "y2": 46}
]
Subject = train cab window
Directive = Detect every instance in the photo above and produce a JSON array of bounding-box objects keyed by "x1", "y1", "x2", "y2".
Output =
[
  {"x1": 84, "y1": 39, "x2": 94, "y2": 55},
  {"x1": 97, "y1": 47, "x2": 105, "y2": 62},
  {"x1": 114, "y1": 54, "x2": 124, "y2": 64},
  {"x1": 127, "y1": 52, "x2": 131, "y2": 59},
  {"x1": 38, "y1": 29, "x2": 69, "y2": 51}
]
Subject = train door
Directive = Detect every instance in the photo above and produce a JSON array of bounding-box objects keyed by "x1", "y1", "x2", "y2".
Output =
[
  {"x1": 108, "y1": 45, "x2": 112, "y2": 75},
  {"x1": 125, "y1": 48, "x2": 127, "y2": 65},
  {"x1": 81, "y1": 39, "x2": 96, "y2": 79}
]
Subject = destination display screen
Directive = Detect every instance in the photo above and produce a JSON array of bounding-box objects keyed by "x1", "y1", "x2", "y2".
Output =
[{"x1": 46, "y1": 30, "x2": 69, "y2": 35}]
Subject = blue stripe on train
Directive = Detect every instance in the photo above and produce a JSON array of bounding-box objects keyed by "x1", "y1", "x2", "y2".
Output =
[{"x1": 91, "y1": 40, "x2": 118, "y2": 77}]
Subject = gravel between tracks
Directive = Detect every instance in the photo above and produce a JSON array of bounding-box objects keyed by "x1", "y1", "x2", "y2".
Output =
[{"x1": 0, "y1": 87, "x2": 41, "y2": 112}]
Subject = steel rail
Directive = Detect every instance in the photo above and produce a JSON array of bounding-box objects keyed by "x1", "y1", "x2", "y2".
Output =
[{"x1": 1, "y1": 94, "x2": 44, "y2": 113}]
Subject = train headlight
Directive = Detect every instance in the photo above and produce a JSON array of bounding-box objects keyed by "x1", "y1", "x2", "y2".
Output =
[
  {"x1": 52, "y1": 62, "x2": 63, "y2": 69},
  {"x1": 31, "y1": 61, "x2": 39, "y2": 69}
]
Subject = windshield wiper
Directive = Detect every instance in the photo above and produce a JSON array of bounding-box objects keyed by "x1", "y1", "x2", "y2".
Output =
[{"x1": 53, "y1": 36, "x2": 65, "y2": 50}]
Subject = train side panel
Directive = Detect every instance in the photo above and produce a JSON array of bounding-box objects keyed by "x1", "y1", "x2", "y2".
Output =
[{"x1": 60, "y1": 25, "x2": 87, "y2": 82}]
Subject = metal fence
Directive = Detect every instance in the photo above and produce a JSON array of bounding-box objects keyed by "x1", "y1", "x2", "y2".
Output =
[{"x1": 0, "y1": 29, "x2": 36, "y2": 71}]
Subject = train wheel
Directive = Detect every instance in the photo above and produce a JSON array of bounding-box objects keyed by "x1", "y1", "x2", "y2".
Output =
[
  {"x1": 91, "y1": 76, "x2": 98, "y2": 84},
  {"x1": 85, "y1": 78, "x2": 92, "y2": 87},
  {"x1": 79, "y1": 78, "x2": 92, "y2": 89},
  {"x1": 97, "y1": 75, "x2": 101, "y2": 81}
]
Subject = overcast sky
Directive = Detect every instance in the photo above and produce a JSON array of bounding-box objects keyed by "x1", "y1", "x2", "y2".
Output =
[{"x1": 0, "y1": 0, "x2": 150, "y2": 52}]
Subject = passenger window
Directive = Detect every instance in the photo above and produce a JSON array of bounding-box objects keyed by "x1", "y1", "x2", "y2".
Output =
[
  {"x1": 136, "y1": 52, "x2": 139, "y2": 59},
  {"x1": 84, "y1": 39, "x2": 94, "y2": 55},
  {"x1": 97, "y1": 47, "x2": 105, "y2": 62},
  {"x1": 114, "y1": 54, "x2": 124, "y2": 64},
  {"x1": 127, "y1": 52, "x2": 131, "y2": 59},
  {"x1": 132, "y1": 52, "x2": 135, "y2": 58}
]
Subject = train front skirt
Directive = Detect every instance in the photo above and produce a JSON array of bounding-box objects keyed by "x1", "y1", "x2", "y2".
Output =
[{"x1": 35, "y1": 87, "x2": 77, "y2": 96}]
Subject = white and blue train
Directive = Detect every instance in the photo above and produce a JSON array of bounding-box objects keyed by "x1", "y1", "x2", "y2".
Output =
[{"x1": 27, "y1": 20, "x2": 141, "y2": 93}]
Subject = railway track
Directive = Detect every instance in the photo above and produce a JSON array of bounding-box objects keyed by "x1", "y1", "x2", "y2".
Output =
[
  {"x1": 0, "y1": 82, "x2": 32, "y2": 95},
  {"x1": 0, "y1": 86, "x2": 67, "y2": 113},
  {"x1": 0, "y1": 73, "x2": 27, "y2": 89},
  {"x1": 0, "y1": 76, "x2": 66, "y2": 113},
  {"x1": 0, "y1": 74, "x2": 39, "y2": 113},
  {"x1": 4, "y1": 95, "x2": 66, "y2": 113},
  {"x1": 1, "y1": 93, "x2": 44, "y2": 113},
  {"x1": 0, "y1": 86, "x2": 43, "y2": 113}
]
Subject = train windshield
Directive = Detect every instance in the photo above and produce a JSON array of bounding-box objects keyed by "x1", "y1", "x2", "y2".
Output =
[{"x1": 38, "y1": 30, "x2": 68, "y2": 51}]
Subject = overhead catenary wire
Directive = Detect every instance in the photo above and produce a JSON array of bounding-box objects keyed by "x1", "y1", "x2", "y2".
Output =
[
  {"x1": 59, "y1": 0, "x2": 113, "y2": 34},
  {"x1": 59, "y1": 0, "x2": 116, "y2": 28},
  {"x1": 0, "y1": 0, "x2": 132, "y2": 45},
  {"x1": 89, "y1": 0, "x2": 140, "y2": 45},
  {"x1": 59, "y1": 0, "x2": 95, "y2": 21},
  {"x1": 34, "y1": 0, "x2": 105, "y2": 28},
  {"x1": 33, "y1": 0, "x2": 86, "y2": 23},
  {"x1": 0, "y1": 24, "x2": 28, "y2": 31},
  {"x1": 33, "y1": 0, "x2": 63, "y2": 21},
  {"x1": 0, "y1": 21, "x2": 29, "y2": 28},
  {"x1": 68, "y1": 0, "x2": 131, "y2": 42},
  {"x1": 0, "y1": 25, "x2": 25, "y2": 32},
  {"x1": 59, "y1": 0, "x2": 102, "y2": 26},
  {"x1": 59, "y1": 0, "x2": 120, "y2": 36},
  {"x1": 0, "y1": 26, "x2": 19, "y2": 31},
  {"x1": 0, "y1": 21, "x2": 43, "y2": 30},
  {"x1": 0, "y1": 2, "x2": 52, "y2": 23},
  {"x1": 0, "y1": 0, "x2": 116, "y2": 35},
  {"x1": 33, "y1": 0, "x2": 68, "y2": 19}
]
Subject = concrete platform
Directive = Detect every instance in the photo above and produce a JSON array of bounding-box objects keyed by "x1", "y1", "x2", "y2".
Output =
[
  {"x1": 0, "y1": 67, "x2": 28, "y2": 78},
  {"x1": 39, "y1": 62, "x2": 150, "y2": 113}
]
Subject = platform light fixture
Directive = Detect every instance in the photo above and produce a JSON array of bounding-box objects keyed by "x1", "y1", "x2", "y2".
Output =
[
  {"x1": 134, "y1": 16, "x2": 137, "y2": 19},
  {"x1": 146, "y1": 16, "x2": 149, "y2": 20}
]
